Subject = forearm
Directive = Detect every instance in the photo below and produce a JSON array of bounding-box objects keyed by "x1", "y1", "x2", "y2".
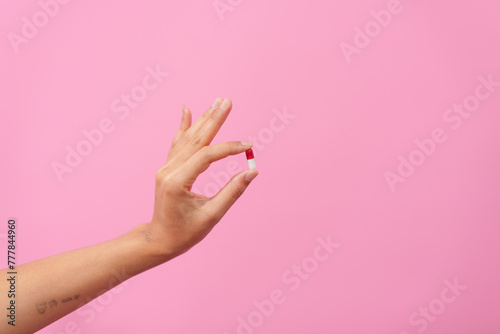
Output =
[{"x1": 0, "y1": 223, "x2": 170, "y2": 334}]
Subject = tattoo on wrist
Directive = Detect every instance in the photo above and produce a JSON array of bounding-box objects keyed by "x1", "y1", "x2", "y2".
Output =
[
  {"x1": 36, "y1": 295, "x2": 80, "y2": 315},
  {"x1": 139, "y1": 227, "x2": 152, "y2": 243}
]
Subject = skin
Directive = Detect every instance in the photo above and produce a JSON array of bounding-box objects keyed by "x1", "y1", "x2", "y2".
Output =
[{"x1": 0, "y1": 97, "x2": 258, "y2": 334}]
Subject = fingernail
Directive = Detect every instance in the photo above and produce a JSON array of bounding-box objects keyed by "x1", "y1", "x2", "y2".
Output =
[
  {"x1": 220, "y1": 98, "x2": 229, "y2": 110},
  {"x1": 241, "y1": 141, "x2": 253, "y2": 147},
  {"x1": 245, "y1": 170, "x2": 258, "y2": 182},
  {"x1": 212, "y1": 97, "x2": 222, "y2": 110}
]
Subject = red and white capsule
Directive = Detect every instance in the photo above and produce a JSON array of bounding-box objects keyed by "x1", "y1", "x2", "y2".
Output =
[{"x1": 245, "y1": 149, "x2": 256, "y2": 170}]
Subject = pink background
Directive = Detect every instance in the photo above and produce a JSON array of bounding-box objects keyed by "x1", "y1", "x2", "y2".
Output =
[{"x1": 2, "y1": 0, "x2": 500, "y2": 333}]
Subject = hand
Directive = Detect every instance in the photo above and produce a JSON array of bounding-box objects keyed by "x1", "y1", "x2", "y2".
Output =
[{"x1": 147, "y1": 97, "x2": 258, "y2": 259}]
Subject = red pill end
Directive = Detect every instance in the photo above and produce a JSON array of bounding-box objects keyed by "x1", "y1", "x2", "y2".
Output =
[{"x1": 245, "y1": 148, "x2": 254, "y2": 160}]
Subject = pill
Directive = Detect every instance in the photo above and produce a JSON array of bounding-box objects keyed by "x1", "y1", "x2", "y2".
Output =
[{"x1": 245, "y1": 149, "x2": 256, "y2": 170}]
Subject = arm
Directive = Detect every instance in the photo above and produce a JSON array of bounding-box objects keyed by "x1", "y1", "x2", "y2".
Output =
[{"x1": 0, "y1": 97, "x2": 259, "y2": 333}]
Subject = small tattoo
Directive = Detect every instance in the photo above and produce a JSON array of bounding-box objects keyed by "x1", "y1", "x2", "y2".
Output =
[
  {"x1": 36, "y1": 294, "x2": 81, "y2": 314},
  {"x1": 36, "y1": 302, "x2": 47, "y2": 314},
  {"x1": 145, "y1": 232, "x2": 151, "y2": 242}
]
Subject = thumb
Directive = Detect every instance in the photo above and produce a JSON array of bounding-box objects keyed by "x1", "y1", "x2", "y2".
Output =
[{"x1": 208, "y1": 169, "x2": 258, "y2": 223}]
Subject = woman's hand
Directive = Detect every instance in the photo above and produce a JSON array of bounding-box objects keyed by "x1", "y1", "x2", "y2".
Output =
[
  {"x1": 147, "y1": 97, "x2": 258, "y2": 259},
  {"x1": 0, "y1": 97, "x2": 258, "y2": 334}
]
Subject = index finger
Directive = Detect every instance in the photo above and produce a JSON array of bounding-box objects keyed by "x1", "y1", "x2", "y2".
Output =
[{"x1": 178, "y1": 141, "x2": 252, "y2": 187}]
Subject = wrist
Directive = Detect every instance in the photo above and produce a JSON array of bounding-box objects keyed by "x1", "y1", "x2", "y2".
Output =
[{"x1": 125, "y1": 223, "x2": 176, "y2": 270}]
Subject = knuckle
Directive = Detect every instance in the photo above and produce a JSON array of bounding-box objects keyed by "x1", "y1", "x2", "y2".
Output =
[
  {"x1": 207, "y1": 110, "x2": 219, "y2": 121},
  {"x1": 198, "y1": 146, "x2": 212, "y2": 160},
  {"x1": 164, "y1": 178, "x2": 181, "y2": 196},
  {"x1": 200, "y1": 111, "x2": 210, "y2": 120},
  {"x1": 155, "y1": 169, "x2": 164, "y2": 184},
  {"x1": 202, "y1": 109, "x2": 218, "y2": 122},
  {"x1": 155, "y1": 170, "x2": 181, "y2": 195},
  {"x1": 188, "y1": 134, "x2": 202, "y2": 145},
  {"x1": 230, "y1": 141, "x2": 242, "y2": 151}
]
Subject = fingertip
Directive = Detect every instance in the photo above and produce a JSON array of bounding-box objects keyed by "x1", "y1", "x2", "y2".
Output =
[
  {"x1": 211, "y1": 97, "x2": 223, "y2": 110},
  {"x1": 180, "y1": 104, "x2": 192, "y2": 130},
  {"x1": 245, "y1": 169, "x2": 259, "y2": 182},
  {"x1": 240, "y1": 141, "x2": 253, "y2": 148},
  {"x1": 218, "y1": 98, "x2": 232, "y2": 112}
]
